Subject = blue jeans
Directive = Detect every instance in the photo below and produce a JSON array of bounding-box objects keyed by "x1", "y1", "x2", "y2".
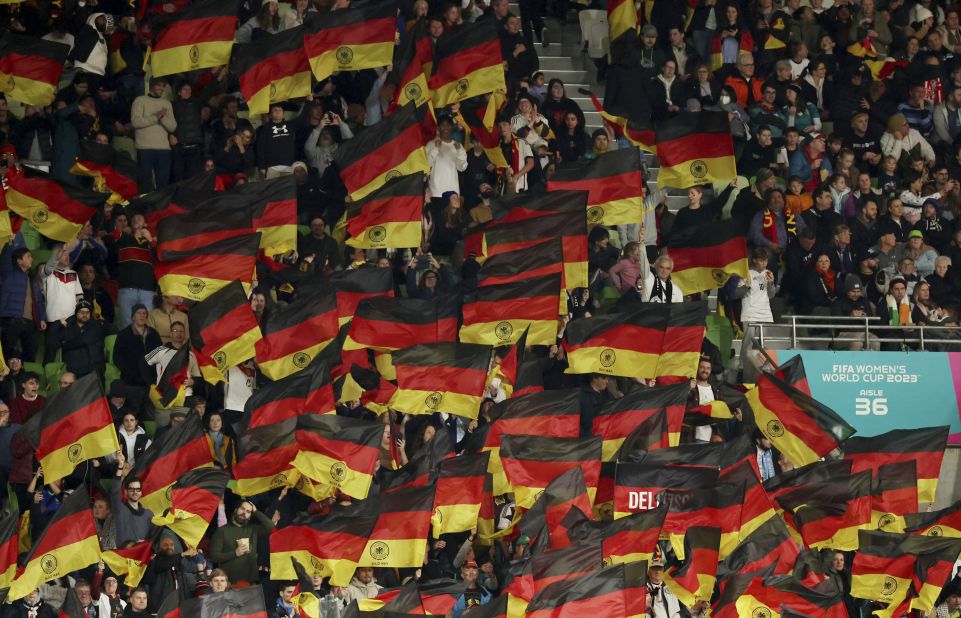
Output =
[
  {"x1": 118, "y1": 287, "x2": 155, "y2": 328},
  {"x1": 137, "y1": 149, "x2": 172, "y2": 192}
]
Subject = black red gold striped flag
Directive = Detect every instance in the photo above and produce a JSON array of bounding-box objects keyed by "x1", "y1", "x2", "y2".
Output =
[
  {"x1": 763, "y1": 459, "x2": 853, "y2": 503},
  {"x1": 592, "y1": 383, "x2": 688, "y2": 460},
  {"x1": 151, "y1": 468, "x2": 230, "y2": 548},
  {"x1": 565, "y1": 303, "x2": 707, "y2": 379},
  {"x1": 234, "y1": 176, "x2": 298, "y2": 256},
  {"x1": 255, "y1": 282, "x2": 340, "y2": 380},
  {"x1": 155, "y1": 232, "x2": 260, "y2": 302},
  {"x1": 428, "y1": 20, "x2": 505, "y2": 107},
  {"x1": 459, "y1": 92, "x2": 509, "y2": 169},
  {"x1": 843, "y1": 426, "x2": 949, "y2": 505},
  {"x1": 130, "y1": 413, "x2": 214, "y2": 514},
  {"x1": 200, "y1": 586, "x2": 268, "y2": 618},
  {"x1": 100, "y1": 539, "x2": 153, "y2": 587},
  {"x1": 666, "y1": 219, "x2": 750, "y2": 293},
  {"x1": 292, "y1": 414, "x2": 383, "y2": 500},
  {"x1": 155, "y1": 200, "x2": 252, "y2": 258},
  {"x1": 476, "y1": 239, "x2": 564, "y2": 288},
  {"x1": 358, "y1": 484, "x2": 436, "y2": 568},
  {"x1": 775, "y1": 355, "x2": 811, "y2": 393},
  {"x1": 333, "y1": 102, "x2": 434, "y2": 200},
  {"x1": 346, "y1": 294, "x2": 459, "y2": 352},
  {"x1": 234, "y1": 26, "x2": 311, "y2": 115},
  {"x1": 730, "y1": 573, "x2": 847, "y2": 618},
  {"x1": 531, "y1": 542, "x2": 603, "y2": 592},
  {"x1": 148, "y1": 0, "x2": 237, "y2": 77},
  {"x1": 6, "y1": 167, "x2": 103, "y2": 242},
  {"x1": 460, "y1": 274, "x2": 562, "y2": 346},
  {"x1": 905, "y1": 498, "x2": 961, "y2": 538},
  {"x1": 746, "y1": 371, "x2": 856, "y2": 468},
  {"x1": 189, "y1": 281, "x2": 262, "y2": 384},
  {"x1": 0, "y1": 510, "x2": 17, "y2": 591},
  {"x1": 778, "y1": 470, "x2": 872, "y2": 551},
  {"x1": 387, "y1": 25, "x2": 432, "y2": 109},
  {"x1": 851, "y1": 530, "x2": 916, "y2": 606},
  {"x1": 148, "y1": 344, "x2": 190, "y2": 410},
  {"x1": 719, "y1": 459, "x2": 778, "y2": 543},
  {"x1": 613, "y1": 464, "x2": 719, "y2": 518},
  {"x1": 656, "y1": 111, "x2": 736, "y2": 189},
  {"x1": 547, "y1": 147, "x2": 644, "y2": 226},
  {"x1": 345, "y1": 173, "x2": 424, "y2": 249},
  {"x1": 233, "y1": 418, "x2": 301, "y2": 497},
  {"x1": 664, "y1": 526, "x2": 722, "y2": 607},
  {"x1": 431, "y1": 451, "x2": 490, "y2": 537},
  {"x1": 579, "y1": 88, "x2": 655, "y2": 153},
  {"x1": 515, "y1": 466, "x2": 593, "y2": 549},
  {"x1": 0, "y1": 31, "x2": 69, "y2": 106},
  {"x1": 303, "y1": 1, "x2": 396, "y2": 81},
  {"x1": 525, "y1": 561, "x2": 647, "y2": 618},
  {"x1": 331, "y1": 267, "x2": 395, "y2": 325},
  {"x1": 241, "y1": 361, "x2": 334, "y2": 432},
  {"x1": 500, "y1": 435, "x2": 602, "y2": 509},
  {"x1": 904, "y1": 533, "x2": 961, "y2": 611},
  {"x1": 566, "y1": 504, "x2": 666, "y2": 565},
  {"x1": 660, "y1": 483, "x2": 745, "y2": 557},
  {"x1": 717, "y1": 516, "x2": 799, "y2": 580},
  {"x1": 21, "y1": 372, "x2": 119, "y2": 483},
  {"x1": 70, "y1": 141, "x2": 139, "y2": 204},
  {"x1": 607, "y1": 0, "x2": 637, "y2": 41},
  {"x1": 271, "y1": 509, "x2": 378, "y2": 586},
  {"x1": 389, "y1": 342, "x2": 492, "y2": 418},
  {"x1": 127, "y1": 171, "x2": 216, "y2": 236},
  {"x1": 871, "y1": 460, "x2": 918, "y2": 532},
  {"x1": 7, "y1": 488, "x2": 100, "y2": 600}
]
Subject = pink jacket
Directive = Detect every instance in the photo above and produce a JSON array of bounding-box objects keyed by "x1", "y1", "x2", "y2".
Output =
[{"x1": 609, "y1": 258, "x2": 642, "y2": 293}]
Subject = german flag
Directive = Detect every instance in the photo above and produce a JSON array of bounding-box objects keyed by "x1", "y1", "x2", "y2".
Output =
[
  {"x1": 100, "y1": 539, "x2": 153, "y2": 586},
  {"x1": 476, "y1": 239, "x2": 563, "y2": 288},
  {"x1": 843, "y1": 426, "x2": 949, "y2": 505},
  {"x1": 331, "y1": 267, "x2": 395, "y2": 325},
  {"x1": 655, "y1": 111, "x2": 737, "y2": 190},
  {"x1": 567, "y1": 505, "x2": 666, "y2": 565},
  {"x1": 779, "y1": 470, "x2": 873, "y2": 551},
  {"x1": 851, "y1": 530, "x2": 915, "y2": 606},
  {"x1": 664, "y1": 526, "x2": 722, "y2": 607},
  {"x1": 500, "y1": 435, "x2": 601, "y2": 509},
  {"x1": 488, "y1": 325, "x2": 528, "y2": 397},
  {"x1": 904, "y1": 533, "x2": 961, "y2": 611},
  {"x1": 189, "y1": 281, "x2": 262, "y2": 384},
  {"x1": 151, "y1": 468, "x2": 229, "y2": 548},
  {"x1": 717, "y1": 516, "x2": 799, "y2": 580},
  {"x1": 607, "y1": 0, "x2": 637, "y2": 42},
  {"x1": 746, "y1": 372, "x2": 856, "y2": 468},
  {"x1": 579, "y1": 88, "x2": 655, "y2": 153},
  {"x1": 291, "y1": 415, "x2": 383, "y2": 500},
  {"x1": 242, "y1": 362, "x2": 334, "y2": 431},
  {"x1": 0, "y1": 32, "x2": 69, "y2": 106},
  {"x1": 345, "y1": 294, "x2": 459, "y2": 352},
  {"x1": 517, "y1": 465, "x2": 595, "y2": 549},
  {"x1": 358, "y1": 483, "x2": 436, "y2": 568},
  {"x1": 763, "y1": 459, "x2": 853, "y2": 503},
  {"x1": 303, "y1": 1, "x2": 396, "y2": 81},
  {"x1": 387, "y1": 25, "x2": 432, "y2": 109},
  {"x1": 156, "y1": 591, "x2": 203, "y2": 618},
  {"x1": 127, "y1": 172, "x2": 216, "y2": 236},
  {"x1": 871, "y1": 461, "x2": 918, "y2": 533},
  {"x1": 565, "y1": 303, "x2": 707, "y2": 379},
  {"x1": 234, "y1": 176, "x2": 298, "y2": 256},
  {"x1": 428, "y1": 20, "x2": 505, "y2": 107},
  {"x1": 613, "y1": 464, "x2": 719, "y2": 519},
  {"x1": 547, "y1": 148, "x2": 644, "y2": 226},
  {"x1": 612, "y1": 410, "x2": 673, "y2": 461},
  {"x1": 155, "y1": 200, "x2": 252, "y2": 258},
  {"x1": 201, "y1": 586, "x2": 268, "y2": 618},
  {"x1": 70, "y1": 141, "x2": 138, "y2": 204},
  {"x1": 345, "y1": 173, "x2": 423, "y2": 249},
  {"x1": 531, "y1": 542, "x2": 603, "y2": 592},
  {"x1": 459, "y1": 92, "x2": 510, "y2": 169},
  {"x1": 0, "y1": 510, "x2": 18, "y2": 591},
  {"x1": 233, "y1": 419, "x2": 301, "y2": 496},
  {"x1": 148, "y1": 0, "x2": 237, "y2": 77},
  {"x1": 155, "y1": 232, "x2": 260, "y2": 302},
  {"x1": 22, "y1": 373, "x2": 119, "y2": 484},
  {"x1": 525, "y1": 561, "x2": 647, "y2": 618},
  {"x1": 460, "y1": 274, "x2": 562, "y2": 346},
  {"x1": 591, "y1": 380, "x2": 690, "y2": 461},
  {"x1": 7, "y1": 488, "x2": 100, "y2": 600},
  {"x1": 774, "y1": 355, "x2": 811, "y2": 394},
  {"x1": 271, "y1": 508, "x2": 377, "y2": 586},
  {"x1": 731, "y1": 573, "x2": 847, "y2": 618},
  {"x1": 130, "y1": 413, "x2": 214, "y2": 514},
  {"x1": 388, "y1": 342, "x2": 492, "y2": 418},
  {"x1": 234, "y1": 26, "x2": 311, "y2": 115},
  {"x1": 6, "y1": 167, "x2": 102, "y2": 242},
  {"x1": 255, "y1": 282, "x2": 340, "y2": 380},
  {"x1": 148, "y1": 345, "x2": 190, "y2": 410},
  {"x1": 333, "y1": 102, "x2": 433, "y2": 200},
  {"x1": 666, "y1": 219, "x2": 750, "y2": 293},
  {"x1": 660, "y1": 483, "x2": 745, "y2": 557},
  {"x1": 906, "y1": 498, "x2": 961, "y2": 538},
  {"x1": 431, "y1": 451, "x2": 490, "y2": 536}
]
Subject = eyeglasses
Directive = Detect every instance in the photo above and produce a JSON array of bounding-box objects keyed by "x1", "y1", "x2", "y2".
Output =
[{"x1": 127, "y1": 487, "x2": 142, "y2": 492}]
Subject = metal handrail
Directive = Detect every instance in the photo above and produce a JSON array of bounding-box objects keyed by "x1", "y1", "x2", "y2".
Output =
[{"x1": 745, "y1": 315, "x2": 961, "y2": 350}]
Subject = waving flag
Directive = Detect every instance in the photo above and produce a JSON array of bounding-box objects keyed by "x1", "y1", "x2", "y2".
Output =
[
  {"x1": 0, "y1": 32, "x2": 69, "y2": 106},
  {"x1": 234, "y1": 27, "x2": 311, "y2": 115},
  {"x1": 148, "y1": 0, "x2": 237, "y2": 77},
  {"x1": 189, "y1": 281, "x2": 262, "y2": 384},
  {"x1": 303, "y1": 1, "x2": 396, "y2": 81},
  {"x1": 548, "y1": 148, "x2": 645, "y2": 226},
  {"x1": 345, "y1": 173, "x2": 424, "y2": 249},
  {"x1": 6, "y1": 167, "x2": 102, "y2": 242}
]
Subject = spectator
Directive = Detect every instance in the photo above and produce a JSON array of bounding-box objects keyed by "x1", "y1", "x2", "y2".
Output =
[
  {"x1": 451, "y1": 561, "x2": 492, "y2": 617},
  {"x1": 257, "y1": 103, "x2": 297, "y2": 179},
  {"x1": 205, "y1": 412, "x2": 236, "y2": 470},
  {"x1": 147, "y1": 296, "x2": 188, "y2": 345},
  {"x1": 131, "y1": 77, "x2": 177, "y2": 192},
  {"x1": 8, "y1": 373, "x2": 45, "y2": 425},
  {"x1": 235, "y1": 0, "x2": 282, "y2": 43},
  {"x1": 69, "y1": 13, "x2": 109, "y2": 82},
  {"x1": 303, "y1": 113, "x2": 352, "y2": 177},
  {"x1": 297, "y1": 216, "x2": 341, "y2": 275},
  {"x1": 345, "y1": 567, "x2": 382, "y2": 604},
  {"x1": 608, "y1": 242, "x2": 643, "y2": 294},
  {"x1": 117, "y1": 412, "x2": 150, "y2": 466},
  {"x1": 406, "y1": 252, "x2": 454, "y2": 300},
  {"x1": 831, "y1": 275, "x2": 880, "y2": 351},
  {"x1": 750, "y1": 188, "x2": 803, "y2": 258},
  {"x1": 4, "y1": 590, "x2": 56, "y2": 618},
  {"x1": 643, "y1": 254, "x2": 684, "y2": 303},
  {"x1": 881, "y1": 114, "x2": 936, "y2": 169},
  {"x1": 540, "y1": 80, "x2": 584, "y2": 134},
  {"x1": 552, "y1": 111, "x2": 590, "y2": 163},
  {"x1": 170, "y1": 82, "x2": 206, "y2": 182},
  {"x1": 208, "y1": 501, "x2": 275, "y2": 586},
  {"x1": 0, "y1": 247, "x2": 45, "y2": 362},
  {"x1": 884, "y1": 276, "x2": 913, "y2": 326},
  {"x1": 40, "y1": 242, "x2": 83, "y2": 362},
  {"x1": 798, "y1": 252, "x2": 838, "y2": 315},
  {"x1": 497, "y1": 118, "x2": 533, "y2": 193},
  {"x1": 59, "y1": 300, "x2": 106, "y2": 378},
  {"x1": 114, "y1": 304, "x2": 163, "y2": 398},
  {"x1": 427, "y1": 116, "x2": 468, "y2": 206},
  {"x1": 904, "y1": 229, "x2": 939, "y2": 277},
  {"x1": 651, "y1": 59, "x2": 685, "y2": 121},
  {"x1": 724, "y1": 53, "x2": 765, "y2": 108},
  {"x1": 143, "y1": 534, "x2": 190, "y2": 610},
  {"x1": 78, "y1": 263, "x2": 114, "y2": 325},
  {"x1": 734, "y1": 247, "x2": 778, "y2": 324}
]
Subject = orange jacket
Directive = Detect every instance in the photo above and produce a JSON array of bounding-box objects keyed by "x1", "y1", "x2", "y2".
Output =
[{"x1": 724, "y1": 74, "x2": 765, "y2": 108}]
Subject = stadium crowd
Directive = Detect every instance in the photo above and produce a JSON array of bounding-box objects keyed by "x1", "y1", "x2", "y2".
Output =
[{"x1": 0, "y1": 0, "x2": 959, "y2": 616}]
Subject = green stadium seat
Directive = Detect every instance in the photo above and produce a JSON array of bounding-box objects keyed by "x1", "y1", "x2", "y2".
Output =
[
  {"x1": 43, "y1": 361, "x2": 65, "y2": 395},
  {"x1": 105, "y1": 363, "x2": 121, "y2": 391},
  {"x1": 104, "y1": 334, "x2": 117, "y2": 365},
  {"x1": 705, "y1": 313, "x2": 734, "y2": 365}
]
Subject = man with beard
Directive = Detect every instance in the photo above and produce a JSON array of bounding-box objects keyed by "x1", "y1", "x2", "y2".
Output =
[
  {"x1": 209, "y1": 501, "x2": 275, "y2": 585},
  {"x1": 144, "y1": 534, "x2": 192, "y2": 610}
]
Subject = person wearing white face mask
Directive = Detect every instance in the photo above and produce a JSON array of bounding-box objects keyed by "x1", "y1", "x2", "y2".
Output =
[{"x1": 713, "y1": 85, "x2": 751, "y2": 143}]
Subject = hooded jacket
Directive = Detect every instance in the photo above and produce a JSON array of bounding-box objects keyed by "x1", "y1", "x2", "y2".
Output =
[{"x1": 69, "y1": 13, "x2": 109, "y2": 76}]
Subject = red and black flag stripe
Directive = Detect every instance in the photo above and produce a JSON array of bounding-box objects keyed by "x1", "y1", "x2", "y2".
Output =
[
  {"x1": 547, "y1": 147, "x2": 645, "y2": 226},
  {"x1": 155, "y1": 232, "x2": 260, "y2": 302},
  {"x1": 200, "y1": 586, "x2": 269, "y2": 618},
  {"x1": 777, "y1": 470, "x2": 873, "y2": 551},
  {"x1": 871, "y1": 460, "x2": 918, "y2": 532},
  {"x1": 531, "y1": 542, "x2": 603, "y2": 592},
  {"x1": 431, "y1": 451, "x2": 490, "y2": 537},
  {"x1": 344, "y1": 172, "x2": 424, "y2": 249},
  {"x1": 664, "y1": 526, "x2": 722, "y2": 607},
  {"x1": 270, "y1": 509, "x2": 378, "y2": 587},
  {"x1": 389, "y1": 342, "x2": 492, "y2": 418},
  {"x1": 428, "y1": 19, "x2": 505, "y2": 107},
  {"x1": 459, "y1": 92, "x2": 508, "y2": 169},
  {"x1": 387, "y1": 24, "x2": 432, "y2": 109},
  {"x1": 660, "y1": 483, "x2": 745, "y2": 557},
  {"x1": 567, "y1": 505, "x2": 667, "y2": 565},
  {"x1": 189, "y1": 280, "x2": 262, "y2": 384},
  {"x1": 730, "y1": 573, "x2": 847, "y2": 618},
  {"x1": 234, "y1": 26, "x2": 311, "y2": 115},
  {"x1": 477, "y1": 239, "x2": 564, "y2": 287},
  {"x1": 0, "y1": 31, "x2": 69, "y2": 106},
  {"x1": 905, "y1": 498, "x2": 961, "y2": 538},
  {"x1": 292, "y1": 414, "x2": 383, "y2": 500},
  {"x1": 666, "y1": 219, "x2": 750, "y2": 293},
  {"x1": 333, "y1": 102, "x2": 434, "y2": 200},
  {"x1": 525, "y1": 561, "x2": 647, "y2": 618},
  {"x1": 903, "y1": 533, "x2": 961, "y2": 611},
  {"x1": 851, "y1": 530, "x2": 916, "y2": 606},
  {"x1": 500, "y1": 435, "x2": 602, "y2": 509},
  {"x1": 775, "y1": 355, "x2": 811, "y2": 394},
  {"x1": 241, "y1": 361, "x2": 334, "y2": 432},
  {"x1": 151, "y1": 468, "x2": 230, "y2": 549},
  {"x1": 155, "y1": 198, "x2": 252, "y2": 257},
  {"x1": 719, "y1": 458, "x2": 778, "y2": 543},
  {"x1": 100, "y1": 538, "x2": 154, "y2": 587},
  {"x1": 255, "y1": 282, "x2": 340, "y2": 381},
  {"x1": 346, "y1": 293, "x2": 459, "y2": 352},
  {"x1": 331, "y1": 267, "x2": 395, "y2": 325},
  {"x1": 70, "y1": 141, "x2": 138, "y2": 204},
  {"x1": 6, "y1": 166, "x2": 103, "y2": 242},
  {"x1": 843, "y1": 426, "x2": 949, "y2": 505},
  {"x1": 0, "y1": 510, "x2": 17, "y2": 590},
  {"x1": 656, "y1": 111, "x2": 736, "y2": 189},
  {"x1": 130, "y1": 413, "x2": 214, "y2": 514},
  {"x1": 303, "y1": 1, "x2": 396, "y2": 81},
  {"x1": 126, "y1": 172, "x2": 217, "y2": 236},
  {"x1": 148, "y1": 0, "x2": 237, "y2": 77},
  {"x1": 22, "y1": 372, "x2": 119, "y2": 483},
  {"x1": 460, "y1": 273, "x2": 562, "y2": 347},
  {"x1": 518, "y1": 465, "x2": 595, "y2": 550},
  {"x1": 763, "y1": 459, "x2": 853, "y2": 503},
  {"x1": 234, "y1": 176, "x2": 298, "y2": 256},
  {"x1": 358, "y1": 484, "x2": 437, "y2": 568},
  {"x1": 233, "y1": 418, "x2": 300, "y2": 497},
  {"x1": 717, "y1": 516, "x2": 799, "y2": 580}
]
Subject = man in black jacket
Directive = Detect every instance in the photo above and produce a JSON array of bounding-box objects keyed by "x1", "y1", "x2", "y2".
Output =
[
  {"x1": 60, "y1": 300, "x2": 106, "y2": 378},
  {"x1": 171, "y1": 82, "x2": 208, "y2": 181},
  {"x1": 578, "y1": 374, "x2": 611, "y2": 437},
  {"x1": 114, "y1": 304, "x2": 162, "y2": 414},
  {"x1": 257, "y1": 103, "x2": 297, "y2": 179}
]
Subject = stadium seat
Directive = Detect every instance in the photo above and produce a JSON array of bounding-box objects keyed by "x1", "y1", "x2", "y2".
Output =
[
  {"x1": 104, "y1": 334, "x2": 117, "y2": 365},
  {"x1": 105, "y1": 363, "x2": 121, "y2": 392},
  {"x1": 43, "y1": 361, "x2": 65, "y2": 395},
  {"x1": 705, "y1": 314, "x2": 734, "y2": 364},
  {"x1": 578, "y1": 10, "x2": 608, "y2": 60}
]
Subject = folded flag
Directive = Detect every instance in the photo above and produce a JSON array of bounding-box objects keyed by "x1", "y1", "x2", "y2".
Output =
[
  {"x1": 234, "y1": 176, "x2": 298, "y2": 256},
  {"x1": 151, "y1": 468, "x2": 230, "y2": 549},
  {"x1": 331, "y1": 267, "x2": 395, "y2": 325},
  {"x1": 292, "y1": 414, "x2": 383, "y2": 500},
  {"x1": 579, "y1": 88, "x2": 655, "y2": 153},
  {"x1": 871, "y1": 460, "x2": 918, "y2": 533},
  {"x1": 234, "y1": 26, "x2": 311, "y2": 115},
  {"x1": 431, "y1": 451, "x2": 490, "y2": 537},
  {"x1": 843, "y1": 426, "x2": 949, "y2": 505},
  {"x1": 500, "y1": 435, "x2": 602, "y2": 509},
  {"x1": 525, "y1": 561, "x2": 648, "y2": 618},
  {"x1": 70, "y1": 141, "x2": 139, "y2": 204},
  {"x1": 905, "y1": 498, "x2": 961, "y2": 538},
  {"x1": 130, "y1": 413, "x2": 214, "y2": 514},
  {"x1": 0, "y1": 510, "x2": 18, "y2": 590},
  {"x1": 663, "y1": 526, "x2": 722, "y2": 607},
  {"x1": 100, "y1": 538, "x2": 153, "y2": 587},
  {"x1": 387, "y1": 24, "x2": 432, "y2": 109},
  {"x1": 189, "y1": 280, "x2": 262, "y2": 384},
  {"x1": 270, "y1": 510, "x2": 378, "y2": 587}
]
